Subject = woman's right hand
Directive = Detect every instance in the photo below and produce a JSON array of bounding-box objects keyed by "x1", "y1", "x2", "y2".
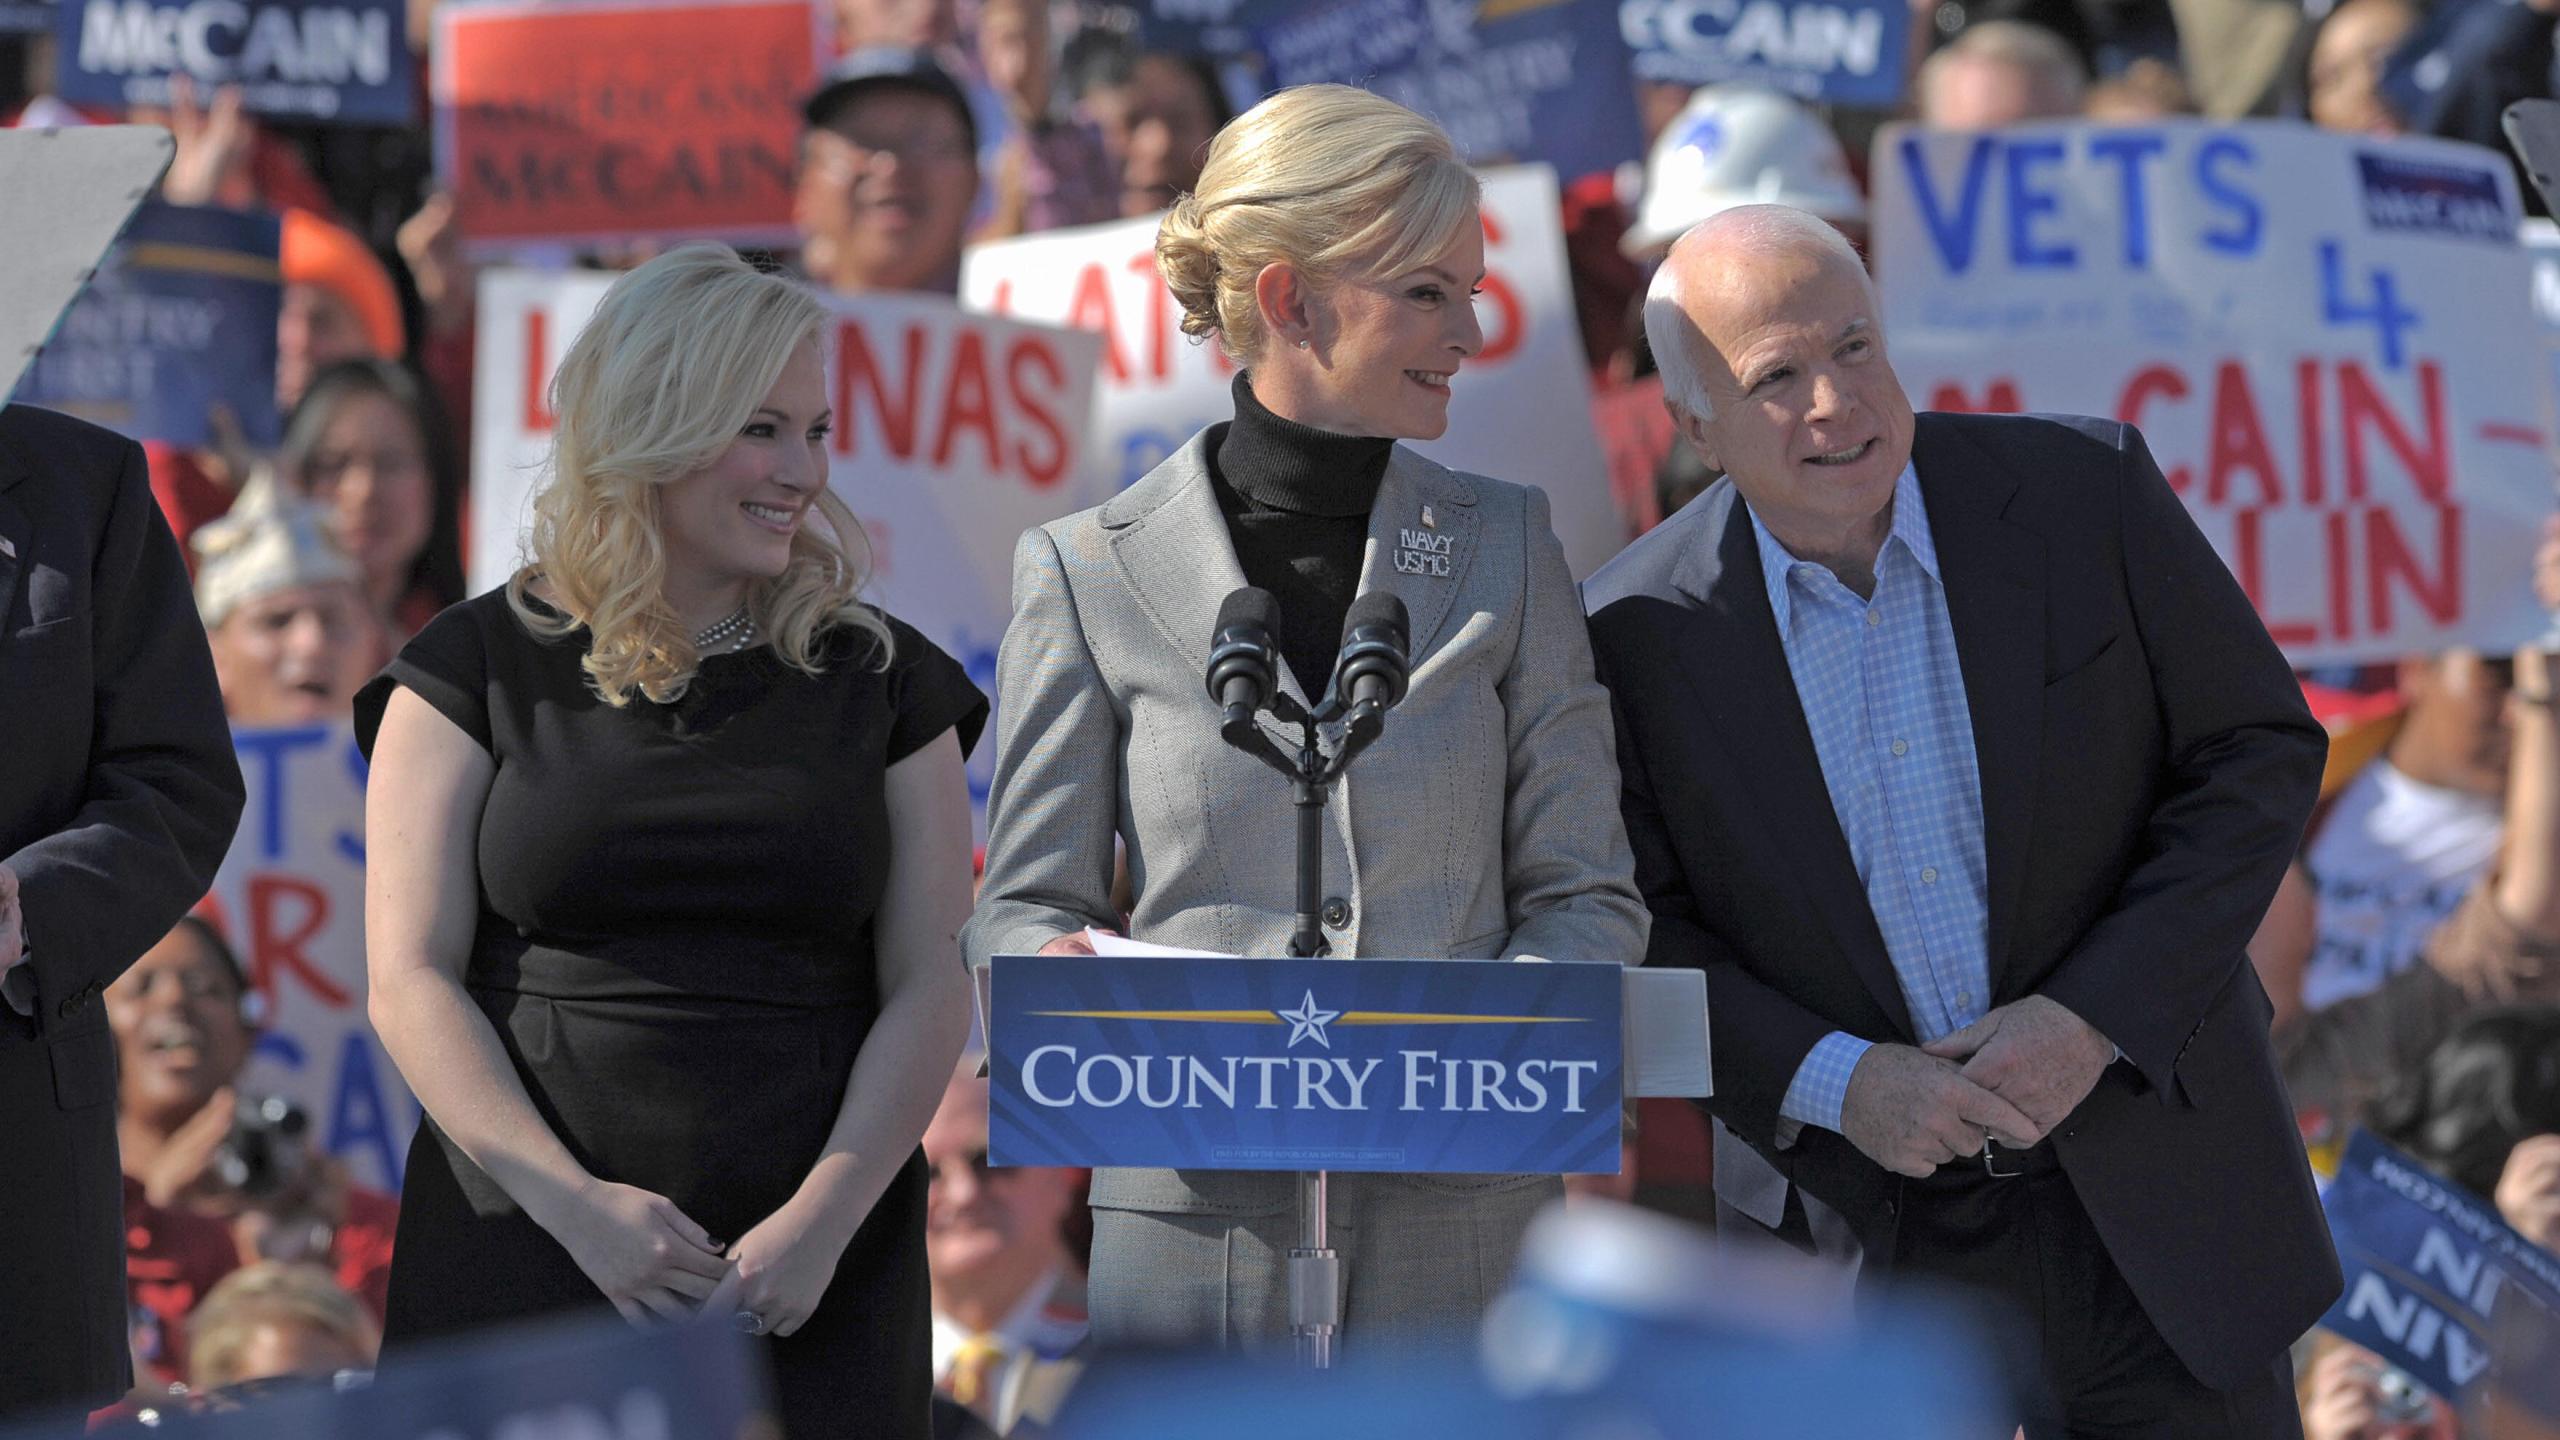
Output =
[
  {"x1": 1037, "y1": 929, "x2": 1111, "y2": 956},
  {"x1": 541, "y1": 1178, "x2": 731, "y2": 1326}
]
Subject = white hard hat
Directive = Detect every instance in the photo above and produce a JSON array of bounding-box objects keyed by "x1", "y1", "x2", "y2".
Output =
[{"x1": 1623, "y1": 86, "x2": 1868, "y2": 257}]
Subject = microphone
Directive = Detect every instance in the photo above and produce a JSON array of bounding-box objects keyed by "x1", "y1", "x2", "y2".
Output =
[
  {"x1": 1205, "y1": 587, "x2": 1281, "y2": 731},
  {"x1": 1328, "y1": 592, "x2": 1411, "y2": 721}
]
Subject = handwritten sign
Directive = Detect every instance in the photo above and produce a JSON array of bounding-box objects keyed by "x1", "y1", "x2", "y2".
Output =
[
  {"x1": 962, "y1": 164, "x2": 1628, "y2": 576},
  {"x1": 432, "y1": 0, "x2": 818, "y2": 254},
  {"x1": 470, "y1": 272, "x2": 1102, "y2": 822},
  {"x1": 1875, "y1": 122, "x2": 2550, "y2": 666},
  {"x1": 52, "y1": 0, "x2": 412, "y2": 124},
  {"x1": 196, "y1": 725, "x2": 415, "y2": 1194},
  {"x1": 1620, "y1": 0, "x2": 1908, "y2": 106}
]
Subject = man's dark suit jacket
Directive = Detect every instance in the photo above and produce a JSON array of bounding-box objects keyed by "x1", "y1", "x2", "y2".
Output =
[
  {"x1": 0, "y1": 405, "x2": 243, "y2": 1414},
  {"x1": 1582, "y1": 411, "x2": 2341, "y2": 1392}
]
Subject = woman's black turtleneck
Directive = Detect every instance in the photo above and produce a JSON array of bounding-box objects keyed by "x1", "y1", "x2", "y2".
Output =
[{"x1": 1207, "y1": 372, "x2": 1395, "y2": 699}]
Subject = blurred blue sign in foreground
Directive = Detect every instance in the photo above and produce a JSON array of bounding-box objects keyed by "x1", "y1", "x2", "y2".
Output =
[
  {"x1": 2321, "y1": 1129, "x2": 2560, "y2": 1417},
  {"x1": 9, "y1": 201, "x2": 281, "y2": 449},
  {"x1": 988, "y1": 954, "x2": 1623, "y2": 1174}
]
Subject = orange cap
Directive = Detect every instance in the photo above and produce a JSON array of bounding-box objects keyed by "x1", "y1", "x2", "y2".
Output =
[{"x1": 281, "y1": 208, "x2": 405, "y2": 358}]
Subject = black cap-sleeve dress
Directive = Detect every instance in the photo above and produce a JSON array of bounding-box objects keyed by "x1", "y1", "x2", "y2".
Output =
[{"x1": 354, "y1": 589, "x2": 986, "y2": 1440}]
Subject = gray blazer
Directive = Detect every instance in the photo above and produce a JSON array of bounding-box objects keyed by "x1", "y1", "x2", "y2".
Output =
[{"x1": 964, "y1": 429, "x2": 1647, "y2": 1223}]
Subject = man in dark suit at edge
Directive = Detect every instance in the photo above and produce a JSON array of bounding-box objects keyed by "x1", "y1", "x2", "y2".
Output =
[
  {"x1": 0, "y1": 403, "x2": 245, "y2": 1420},
  {"x1": 1582, "y1": 205, "x2": 2338, "y2": 1436}
]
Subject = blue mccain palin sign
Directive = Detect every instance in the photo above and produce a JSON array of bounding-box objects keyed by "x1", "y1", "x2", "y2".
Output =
[
  {"x1": 989, "y1": 956, "x2": 1623, "y2": 1174},
  {"x1": 1620, "y1": 0, "x2": 1908, "y2": 107},
  {"x1": 53, "y1": 0, "x2": 413, "y2": 125},
  {"x1": 1251, "y1": 0, "x2": 1646, "y2": 184},
  {"x1": 10, "y1": 202, "x2": 282, "y2": 450},
  {"x1": 2320, "y1": 1129, "x2": 2560, "y2": 1411}
]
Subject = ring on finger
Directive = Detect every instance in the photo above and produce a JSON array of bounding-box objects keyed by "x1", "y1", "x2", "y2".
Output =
[{"x1": 734, "y1": 1310, "x2": 769, "y2": 1336}]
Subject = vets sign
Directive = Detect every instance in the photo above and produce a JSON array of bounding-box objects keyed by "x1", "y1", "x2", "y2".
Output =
[{"x1": 1875, "y1": 122, "x2": 2549, "y2": 667}]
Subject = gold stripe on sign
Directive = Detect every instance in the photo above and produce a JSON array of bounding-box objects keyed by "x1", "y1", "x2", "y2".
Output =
[
  {"x1": 1029, "y1": 1010, "x2": 1282, "y2": 1023},
  {"x1": 1335, "y1": 1013, "x2": 1588, "y2": 1025},
  {"x1": 123, "y1": 243, "x2": 284, "y2": 284}
]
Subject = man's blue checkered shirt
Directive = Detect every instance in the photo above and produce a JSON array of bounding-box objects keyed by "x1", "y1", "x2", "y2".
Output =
[{"x1": 1753, "y1": 464, "x2": 1993, "y2": 1136}]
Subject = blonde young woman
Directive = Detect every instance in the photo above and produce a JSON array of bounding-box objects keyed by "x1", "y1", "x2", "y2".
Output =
[
  {"x1": 358, "y1": 246, "x2": 980, "y2": 1437},
  {"x1": 964, "y1": 85, "x2": 1647, "y2": 1350}
]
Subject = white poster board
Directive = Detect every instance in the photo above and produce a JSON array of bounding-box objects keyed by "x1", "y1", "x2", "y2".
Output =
[{"x1": 1874, "y1": 121, "x2": 2551, "y2": 665}]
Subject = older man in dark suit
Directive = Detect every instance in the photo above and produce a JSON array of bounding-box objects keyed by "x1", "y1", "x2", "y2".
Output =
[
  {"x1": 1583, "y1": 206, "x2": 2339, "y2": 1435},
  {"x1": 0, "y1": 403, "x2": 244, "y2": 1419}
]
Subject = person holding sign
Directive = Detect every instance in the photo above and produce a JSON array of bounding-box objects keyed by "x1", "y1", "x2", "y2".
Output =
[
  {"x1": 357, "y1": 246, "x2": 983, "y2": 1438},
  {"x1": 0, "y1": 403, "x2": 246, "y2": 1419},
  {"x1": 965, "y1": 84, "x2": 1648, "y2": 1352},
  {"x1": 1583, "y1": 206, "x2": 2339, "y2": 1435}
]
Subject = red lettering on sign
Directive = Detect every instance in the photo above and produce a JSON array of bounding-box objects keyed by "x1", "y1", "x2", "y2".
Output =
[
  {"x1": 1008, "y1": 339, "x2": 1069, "y2": 487},
  {"x1": 933, "y1": 330, "x2": 1002, "y2": 472},
  {"x1": 1929, "y1": 380, "x2": 2023, "y2": 414},
  {"x1": 247, "y1": 875, "x2": 351, "y2": 1012},
  {"x1": 836, "y1": 321, "x2": 928, "y2": 459},
  {"x1": 2296, "y1": 358, "x2": 2327, "y2": 506},
  {"x1": 2341, "y1": 360, "x2": 2448, "y2": 504},
  {"x1": 1067, "y1": 262, "x2": 1128, "y2": 384},
  {"x1": 522, "y1": 309, "x2": 554, "y2": 432},
  {"x1": 2115, "y1": 365, "x2": 2190, "y2": 492},
  {"x1": 2366, "y1": 503, "x2": 2462, "y2": 631},
  {"x1": 2206, "y1": 362, "x2": 2280, "y2": 508},
  {"x1": 2232, "y1": 508, "x2": 2314, "y2": 648}
]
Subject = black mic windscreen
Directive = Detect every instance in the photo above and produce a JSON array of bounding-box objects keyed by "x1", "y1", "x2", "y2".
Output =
[
  {"x1": 1340, "y1": 591, "x2": 1410, "y2": 652},
  {"x1": 1216, "y1": 586, "x2": 1282, "y2": 642}
]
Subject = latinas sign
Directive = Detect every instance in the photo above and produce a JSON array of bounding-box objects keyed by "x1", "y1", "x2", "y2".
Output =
[{"x1": 987, "y1": 955, "x2": 1624, "y2": 1174}]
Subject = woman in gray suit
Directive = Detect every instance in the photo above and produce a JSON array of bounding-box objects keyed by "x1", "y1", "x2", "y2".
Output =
[{"x1": 963, "y1": 83, "x2": 1647, "y2": 1352}]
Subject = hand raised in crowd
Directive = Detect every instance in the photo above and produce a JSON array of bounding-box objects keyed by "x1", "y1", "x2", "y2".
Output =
[
  {"x1": 2534, "y1": 515, "x2": 2560, "y2": 613},
  {"x1": 2301, "y1": 1342, "x2": 2453, "y2": 1440},
  {"x1": 1839, "y1": 1044, "x2": 2040, "y2": 1179},
  {"x1": 0, "y1": 864, "x2": 22, "y2": 971},
  {"x1": 698, "y1": 1191, "x2": 857, "y2": 1340},
  {"x1": 159, "y1": 76, "x2": 260, "y2": 211},
  {"x1": 1923, "y1": 995, "x2": 2115, "y2": 1139},
  {"x1": 541, "y1": 1177, "x2": 729, "y2": 1326},
  {"x1": 135, "y1": 1085, "x2": 240, "y2": 1211},
  {"x1": 396, "y1": 193, "x2": 478, "y2": 338}
]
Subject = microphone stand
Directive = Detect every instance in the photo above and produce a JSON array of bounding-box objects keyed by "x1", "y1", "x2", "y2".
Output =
[{"x1": 1220, "y1": 692, "x2": 1389, "y2": 1369}]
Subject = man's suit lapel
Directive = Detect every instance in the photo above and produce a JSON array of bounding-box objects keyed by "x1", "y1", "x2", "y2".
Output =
[
  {"x1": 1357, "y1": 448, "x2": 1478, "y2": 663},
  {"x1": 0, "y1": 418, "x2": 31, "y2": 632},
  {"x1": 1912, "y1": 415, "x2": 2047, "y2": 992},
  {"x1": 1671, "y1": 489, "x2": 1913, "y2": 1039}
]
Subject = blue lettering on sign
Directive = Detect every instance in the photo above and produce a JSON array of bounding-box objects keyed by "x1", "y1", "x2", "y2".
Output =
[
  {"x1": 329, "y1": 1031, "x2": 406, "y2": 1191},
  {"x1": 234, "y1": 725, "x2": 336, "y2": 861},
  {"x1": 2318, "y1": 239, "x2": 2421, "y2": 371},
  {"x1": 337, "y1": 734, "x2": 366, "y2": 866},
  {"x1": 1899, "y1": 133, "x2": 1997, "y2": 276},
  {"x1": 2003, "y1": 138, "x2": 2074, "y2": 268},
  {"x1": 2196, "y1": 136, "x2": 2262, "y2": 257},
  {"x1": 2088, "y1": 131, "x2": 2168, "y2": 268},
  {"x1": 2355, "y1": 153, "x2": 2515, "y2": 245}
]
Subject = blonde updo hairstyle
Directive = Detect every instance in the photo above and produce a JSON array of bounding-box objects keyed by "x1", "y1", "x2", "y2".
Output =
[
  {"x1": 1156, "y1": 84, "x2": 1481, "y2": 365},
  {"x1": 507, "y1": 244, "x2": 891, "y2": 706}
]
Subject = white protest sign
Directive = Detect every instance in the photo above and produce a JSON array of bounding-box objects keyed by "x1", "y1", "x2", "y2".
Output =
[
  {"x1": 958, "y1": 163, "x2": 1626, "y2": 577},
  {"x1": 201, "y1": 725, "x2": 416, "y2": 1195},
  {"x1": 1874, "y1": 121, "x2": 2550, "y2": 665},
  {"x1": 470, "y1": 273, "x2": 1104, "y2": 817}
]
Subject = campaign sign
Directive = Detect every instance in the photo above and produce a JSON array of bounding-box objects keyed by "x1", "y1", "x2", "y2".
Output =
[
  {"x1": 1874, "y1": 122, "x2": 2550, "y2": 666},
  {"x1": 10, "y1": 201, "x2": 280, "y2": 449},
  {"x1": 433, "y1": 0, "x2": 819, "y2": 254},
  {"x1": 197, "y1": 725, "x2": 418, "y2": 1195},
  {"x1": 987, "y1": 955, "x2": 1624, "y2": 1173},
  {"x1": 1250, "y1": 0, "x2": 1644, "y2": 184},
  {"x1": 2319, "y1": 1130, "x2": 2560, "y2": 1412},
  {"x1": 53, "y1": 0, "x2": 411, "y2": 125},
  {"x1": 0, "y1": 0, "x2": 50, "y2": 36},
  {"x1": 471, "y1": 272, "x2": 1103, "y2": 824},
  {"x1": 962, "y1": 165, "x2": 1630, "y2": 577},
  {"x1": 1620, "y1": 0, "x2": 1908, "y2": 107}
]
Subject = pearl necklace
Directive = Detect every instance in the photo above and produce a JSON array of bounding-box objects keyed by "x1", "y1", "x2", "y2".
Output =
[{"x1": 694, "y1": 604, "x2": 756, "y2": 653}]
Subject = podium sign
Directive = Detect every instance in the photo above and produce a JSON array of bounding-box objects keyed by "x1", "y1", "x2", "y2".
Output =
[{"x1": 987, "y1": 956, "x2": 1624, "y2": 1174}]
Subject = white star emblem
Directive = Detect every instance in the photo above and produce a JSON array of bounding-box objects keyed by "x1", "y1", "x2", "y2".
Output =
[{"x1": 1275, "y1": 991, "x2": 1341, "y2": 1049}]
